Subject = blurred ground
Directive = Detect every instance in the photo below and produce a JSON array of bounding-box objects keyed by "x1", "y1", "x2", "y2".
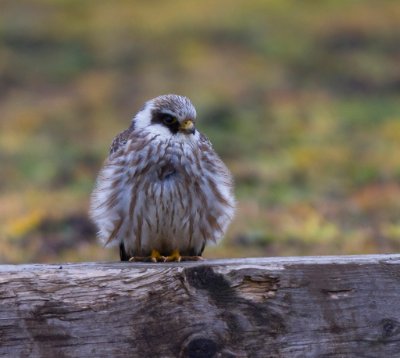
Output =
[{"x1": 1, "y1": 0, "x2": 400, "y2": 263}]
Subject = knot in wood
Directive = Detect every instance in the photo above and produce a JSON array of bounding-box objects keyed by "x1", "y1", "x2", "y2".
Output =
[
  {"x1": 183, "y1": 338, "x2": 218, "y2": 358},
  {"x1": 381, "y1": 319, "x2": 400, "y2": 339}
]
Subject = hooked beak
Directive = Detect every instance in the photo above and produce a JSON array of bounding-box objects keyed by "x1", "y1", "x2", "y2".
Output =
[{"x1": 179, "y1": 119, "x2": 195, "y2": 135}]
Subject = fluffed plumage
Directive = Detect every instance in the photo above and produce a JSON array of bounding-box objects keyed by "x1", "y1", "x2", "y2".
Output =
[{"x1": 90, "y1": 94, "x2": 235, "y2": 261}]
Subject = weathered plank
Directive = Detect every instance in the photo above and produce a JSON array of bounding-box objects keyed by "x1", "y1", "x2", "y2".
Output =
[{"x1": 1, "y1": 255, "x2": 400, "y2": 357}]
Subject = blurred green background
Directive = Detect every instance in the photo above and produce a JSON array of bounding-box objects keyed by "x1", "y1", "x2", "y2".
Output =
[{"x1": 1, "y1": 0, "x2": 400, "y2": 263}]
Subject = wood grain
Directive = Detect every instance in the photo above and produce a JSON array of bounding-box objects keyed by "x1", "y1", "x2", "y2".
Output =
[{"x1": 1, "y1": 255, "x2": 400, "y2": 357}]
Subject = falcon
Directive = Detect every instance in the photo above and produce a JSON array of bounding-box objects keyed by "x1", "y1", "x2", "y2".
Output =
[{"x1": 90, "y1": 94, "x2": 235, "y2": 262}]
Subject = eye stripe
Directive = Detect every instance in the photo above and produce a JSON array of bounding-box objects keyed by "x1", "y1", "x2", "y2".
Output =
[
  {"x1": 162, "y1": 114, "x2": 177, "y2": 125},
  {"x1": 151, "y1": 109, "x2": 180, "y2": 134}
]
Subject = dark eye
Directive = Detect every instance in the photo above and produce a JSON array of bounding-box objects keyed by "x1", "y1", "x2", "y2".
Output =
[{"x1": 162, "y1": 115, "x2": 177, "y2": 125}]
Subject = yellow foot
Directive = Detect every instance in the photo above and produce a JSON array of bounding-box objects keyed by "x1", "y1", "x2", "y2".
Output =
[
  {"x1": 128, "y1": 249, "x2": 165, "y2": 263},
  {"x1": 163, "y1": 249, "x2": 205, "y2": 262},
  {"x1": 164, "y1": 249, "x2": 182, "y2": 262},
  {"x1": 150, "y1": 249, "x2": 166, "y2": 262},
  {"x1": 128, "y1": 249, "x2": 205, "y2": 263}
]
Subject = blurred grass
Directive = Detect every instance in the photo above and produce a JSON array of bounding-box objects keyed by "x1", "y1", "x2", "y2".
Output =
[{"x1": 1, "y1": 0, "x2": 400, "y2": 263}]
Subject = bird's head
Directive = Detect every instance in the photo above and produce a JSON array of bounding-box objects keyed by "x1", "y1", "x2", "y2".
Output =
[{"x1": 134, "y1": 94, "x2": 197, "y2": 137}]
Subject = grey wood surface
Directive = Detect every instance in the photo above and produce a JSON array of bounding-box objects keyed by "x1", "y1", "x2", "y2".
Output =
[{"x1": 1, "y1": 255, "x2": 400, "y2": 357}]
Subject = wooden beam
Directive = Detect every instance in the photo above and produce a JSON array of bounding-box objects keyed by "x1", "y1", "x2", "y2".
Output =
[{"x1": 1, "y1": 255, "x2": 400, "y2": 357}]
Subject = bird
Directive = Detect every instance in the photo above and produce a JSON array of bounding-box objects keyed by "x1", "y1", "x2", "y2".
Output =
[{"x1": 90, "y1": 94, "x2": 235, "y2": 262}]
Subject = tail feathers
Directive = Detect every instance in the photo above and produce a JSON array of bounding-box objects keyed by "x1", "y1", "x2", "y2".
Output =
[{"x1": 120, "y1": 242, "x2": 130, "y2": 261}]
